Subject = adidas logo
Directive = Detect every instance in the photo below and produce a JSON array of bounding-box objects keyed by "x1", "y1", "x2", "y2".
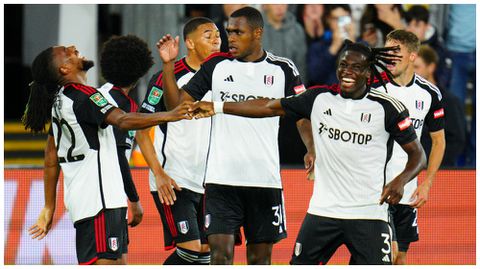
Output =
[
  {"x1": 224, "y1": 75, "x2": 234, "y2": 82},
  {"x1": 323, "y1": 108, "x2": 332, "y2": 116},
  {"x1": 382, "y1": 254, "x2": 390, "y2": 263}
]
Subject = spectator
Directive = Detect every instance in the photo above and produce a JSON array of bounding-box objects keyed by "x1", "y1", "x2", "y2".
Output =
[
  {"x1": 262, "y1": 4, "x2": 307, "y2": 83},
  {"x1": 445, "y1": 4, "x2": 476, "y2": 167},
  {"x1": 360, "y1": 4, "x2": 405, "y2": 47},
  {"x1": 307, "y1": 4, "x2": 356, "y2": 86},
  {"x1": 212, "y1": 4, "x2": 248, "y2": 53},
  {"x1": 295, "y1": 4, "x2": 325, "y2": 45},
  {"x1": 414, "y1": 45, "x2": 466, "y2": 167},
  {"x1": 406, "y1": 5, "x2": 449, "y2": 91}
]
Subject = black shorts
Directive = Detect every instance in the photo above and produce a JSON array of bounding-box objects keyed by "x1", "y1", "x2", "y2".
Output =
[
  {"x1": 204, "y1": 183, "x2": 287, "y2": 245},
  {"x1": 74, "y1": 208, "x2": 128, "y2": 265},
  {"x1": 151, "y1": 188, "x2": 207, "y2": 250},
  {"x1": 290, "y1": 214, "x2": 393, "y2": 265},
  {"x1": 388, "y1": 204, "x2": 419, "y2": 252}
]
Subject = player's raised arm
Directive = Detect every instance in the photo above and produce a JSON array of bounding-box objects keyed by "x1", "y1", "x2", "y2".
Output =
[
  {"x1": 105, "y1": 101, "x2": 193, "y2": 130},
  {"x1": 190, "y1": 98, "x2": 286, "y2": 119},
  {"x1": 157, "y1": 35, "x2": 196, "y2": 109}
]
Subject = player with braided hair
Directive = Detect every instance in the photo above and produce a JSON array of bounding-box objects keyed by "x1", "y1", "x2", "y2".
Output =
[{"x1": 189, "y1": 40, "x2": 426, "y2": 264}]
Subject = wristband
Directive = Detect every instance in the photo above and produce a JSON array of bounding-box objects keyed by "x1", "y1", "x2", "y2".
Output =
[{"x1": 213, "y1": 101, "x2": 224, "y2": 114}]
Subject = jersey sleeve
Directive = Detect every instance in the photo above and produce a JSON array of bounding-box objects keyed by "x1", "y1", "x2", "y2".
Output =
[
  {"x1": 425, "y1": 92, "x2": 445, "y2": 132},
  {"x1": 183, "y1": 53, "x2": 228, "y2": 101},
  {"x1": 385, "y1": 106, "x2": 417, "y2": 145},
  {"x1": 280, "y1": 87, "x2": 323, "y2": 120},
  {"x1": 75, "y1": 90, "x2": 115, "y2": 129},
  {"x1": 283, "y1": 60, "x2": 306, "y2": 97},
  {"x1": 139, "y1": 71, "x2": 166, "y2": 113}
]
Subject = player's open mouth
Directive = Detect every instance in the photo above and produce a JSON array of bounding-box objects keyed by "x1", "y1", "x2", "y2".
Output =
[
  {"x1": 341, "y1": 77, "x2": 355, "y2": 88},
  {"x1": 229, "y1": 47, "x2": 237, "y2": 54}
]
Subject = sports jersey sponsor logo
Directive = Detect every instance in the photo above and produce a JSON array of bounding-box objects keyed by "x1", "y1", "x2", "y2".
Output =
[
  {"x1": 410, "y1": 118, "x2": 424, "y2": 129},
  {"x1": 294, "y1": 84, "x2": 306, "y2": 95},
  {"x1": 220, "y1": 91, "x2": 274, "y2": 102},
  {"x1": 205, "y1": 214, "x2": 211, "y2": 229},
  {"x1": 100, "y1": 104, "x2": 113, "y2": 114},
  {"x1": 148, "y1": 86, "x2": 163, "y2": 105},
  {"x1": 141, "y1": 102, "x2": 155, "y2": 112},
  {"x1": 264, "y1": 75, "x2": 274, "y2": 86},
  {"x1": 397, "y1": 117, "x2": 412, "y2": 131},
  {"x1": 415, "y1": 100, "x2": 424, "y2": 110},
  {"x1": 108, "y1": 237, "x2": 119, "y2": 251},
  {"x1": 177, "y1": 221, "x2": 189, "y2": 234},
  {"x1": 318, "y1": 122, "x2": 372, "y2": 145},
  {"x1": 294, "y1": 242, "x2": 302, "y2": 256},
  {"x1": 89, "y1": 93, "x2": 108, "y2": 107},
  {"x1": 434, "y1": 108, "x2": 444, "y2": 119},
  {"x1": 361, "y1": 113, "x2": 371, "y2": 123}
]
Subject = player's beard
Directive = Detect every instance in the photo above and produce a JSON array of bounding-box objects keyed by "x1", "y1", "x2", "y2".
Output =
[{"x1": 81, "y1": 60, "x2": 95, "y2": 71}]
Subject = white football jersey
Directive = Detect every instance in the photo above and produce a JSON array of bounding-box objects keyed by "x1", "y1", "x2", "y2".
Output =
[
  {"x1": 51, "y1": 83, "x2": 127, "y2": 223},
  {"x1": 141, "y1": 58, "x2": 211, "y2": 193},
  {"x1": 375, "y1": 74, "x2": 444, "y2": 204},
  {"x1": 281, "y1": 86, "x2": 417, "y2": 221},
  {"x1": 183, "y1": 52, "x2": 305, "y2": 188}
]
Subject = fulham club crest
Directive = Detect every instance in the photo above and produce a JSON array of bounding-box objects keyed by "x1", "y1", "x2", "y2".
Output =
[
  {"x1": 178, "y1": 221, "x2": 189, "y2": 234},
  {"x1": 294, "y1": 242, "x2": 302, "y2": 256},
  {"x1": 108, "y1": 237, "x2": 119, "y2": 251},
  {"x1": 205, "y1": 214, "x2": 211, "y2": 229},
  {"x1": 415, "y1": 100, "x2": 424, "y2": 110},
  {"x1": 264, "y1": 75, "x2": 274, "y2": 86},
  {"x1": 360, "y1": 113, "x2": 371, "y2": 123}
]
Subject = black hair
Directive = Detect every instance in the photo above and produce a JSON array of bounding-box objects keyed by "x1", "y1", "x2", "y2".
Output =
[
  {"x1": 230, "y1": 6, "x2": 264, "y2": 29},
  {"x1": 183, "y1": 17, "x2": 215, "y2": 41},
  {"x1": 339, "y1": 40, "x2": 401, "y2": 90},
  {"x1": 405, "y1": 5, "x2": 429, "y2": 24},
  {"x1": 100, "y1": 35, "x2": 154, "y2": 88},
  {"x1": 22, "y1": 47, "x2": 61, "y2": 133}
]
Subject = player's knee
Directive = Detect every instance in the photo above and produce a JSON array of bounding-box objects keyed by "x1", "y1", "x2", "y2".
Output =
[
  {"x1": 394, "y1": 252, "x2": 407, "y2": 265},
  {"x1": 247, "y1": 252, "x2": 271, "y2": 265},
  {"x1": 210, "y1": 247, "x2": 233, "y2": 265}
]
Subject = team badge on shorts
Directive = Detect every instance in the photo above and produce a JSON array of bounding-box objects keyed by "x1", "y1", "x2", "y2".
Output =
[
  {"x1": 294, "y1": 242, "x2": 302, "y2": 256},
  {"x1": 205, "y1": 214, "x2": 211, "y2": 229},
  {"x1": 108, "y1": 237, "x2": 119, "y2": 251},
  {"x1": 178, "y1": 221, "x2": 189, "y2": 234}
]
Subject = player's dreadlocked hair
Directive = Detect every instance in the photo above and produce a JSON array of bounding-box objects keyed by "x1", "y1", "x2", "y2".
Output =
[
  {"x1": 339, "y1": 40, "x2": 401, "y2": 90},
  {"x1": 22, "y1": 47, "x2": 62, "y2": 134},
  {"x1": 100, "y1": 35, "x2": 154, "y2": 87}
]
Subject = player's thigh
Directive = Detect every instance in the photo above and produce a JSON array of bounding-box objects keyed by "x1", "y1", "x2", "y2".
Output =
[
  {"x1": 344, "y1": 219, "x2": 393, "y2": 265},
  {"x1": 391, "y1": 204, "x2": 419, "y2": 251},
  {"x1": 74, "y1": 208, "x2": 128, "y2": 265},
  {"x1": 204, "y1": 184, "x2": 244, "y2": 236},
  {"x1": 290, "y1": 214, "x2": 343, "y2": 265},
  {"x1": 243, "y1": 187, "x2": 287, "y2": 244},
  {"x1": 151, "y1": 189, "x2": 203, "y2": 249}
]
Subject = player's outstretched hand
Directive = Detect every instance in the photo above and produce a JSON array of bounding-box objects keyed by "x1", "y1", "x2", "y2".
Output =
[
  {"x1": 128, "y1": 201, "x2": 144, "y2": 227},
  {"x1": 304, "y1": 151, "x2": 315, "y2": 180},
  {"x1": 409, "y1": 181, "x2": 431, "y2": 208},
  {"x1": 165, "y1": 101, "x2": 194, "y2": 122},
  {"x1": 156, "y1": 34, "x2": 180, "y2": 64},
  {"x1": 155, "y1": 171, "x2": 182, "y2": 205},
  {"x1": 188, "y1": 101, "x2": 215, "y2": 119},
  {"x1": 379, "y1": 178, "x2": 404, "y2": 205},
  {"x1": 28, "y1": 207, "x2": 54, "y2": 240}
]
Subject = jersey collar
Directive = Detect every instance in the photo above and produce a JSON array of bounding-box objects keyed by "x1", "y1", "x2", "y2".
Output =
[
  {"x1": 389, "y1": 73, "x2": 415, "y2": 87},
  {"x1": 236, "y1": 50, "x2": 267, "y2": 63}
]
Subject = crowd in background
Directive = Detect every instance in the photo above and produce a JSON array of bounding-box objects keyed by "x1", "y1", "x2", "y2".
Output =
[{"x1": 179, "y1": 4, "x2": 475, "y2": 168}]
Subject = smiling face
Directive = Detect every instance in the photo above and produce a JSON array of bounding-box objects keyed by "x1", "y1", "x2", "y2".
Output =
[
  {"x1": 336, "y1": 50, "x2": 370, "y2": 98},
  {"x1": 187, "y1": 22, "x2": 221, "y2": 61},
  {"x1": 226, "y1": 16, "x2": 260, "y2": 60}
]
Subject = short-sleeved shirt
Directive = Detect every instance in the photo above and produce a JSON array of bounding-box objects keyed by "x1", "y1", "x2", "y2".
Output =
[
  {"x1": 140, "y1": 57, "x2": 211, "y2": 194},
  {"x1": 51, "y1": 83, "x2": 127, "y2": 223},
  {"x1": 182, "y1": 51, "x2": 305, "y2": 188},
  {"x1": 374, "y1": 74, "x2": 445, "y2": 204},
  {"x1": 280, "y1": 86, "x2": 417, "y2": 221}
]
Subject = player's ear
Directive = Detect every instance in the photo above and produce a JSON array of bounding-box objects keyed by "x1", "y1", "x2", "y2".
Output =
[
  {"x1": 185, "y1": 38, "x2": 195, "y2": 50},
  {"x1": 59, "y1": 64, "x2": 70, "y2": 76},
  {"x1": 254, "y1": 27, "x2": 263, "y2": 40}
]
